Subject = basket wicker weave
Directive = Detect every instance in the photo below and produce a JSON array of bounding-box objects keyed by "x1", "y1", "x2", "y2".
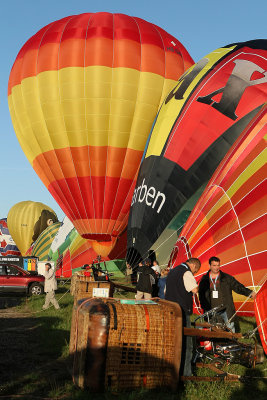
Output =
[
  {"x1": 73, "y1": 280, "x2": 114, "y2": 305},
  {"x1": 70, "y1": 274, "x2": 94, "y2": 296},
  {"x1": 71, "y1": 298, "x2": 182, "y2": 391}
]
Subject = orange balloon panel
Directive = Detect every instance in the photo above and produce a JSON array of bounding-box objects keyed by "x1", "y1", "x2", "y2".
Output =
[
  {"x1": 8, "y1": 12, "x2": 194, "y2": 251},
  {"x1": 91, "y1": 237, "x2": 117, "y2": 258}
]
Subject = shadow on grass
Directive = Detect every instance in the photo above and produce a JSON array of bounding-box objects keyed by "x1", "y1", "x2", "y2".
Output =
[
  {"x1": 0, "y1": 293, "x2": 24, "y2": 309},
  {"x1": 229, "y1": 366, "x2": 267, "y2": 400},
  {"x1": 0, "y1": 311, "x2": 71, "y2": 398},
  {"x1": 0, "y1": 309, "x2": 186, "y2": 400}
]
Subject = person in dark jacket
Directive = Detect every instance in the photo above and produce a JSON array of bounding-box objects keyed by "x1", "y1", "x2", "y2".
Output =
[
  {"x1": 165, "y1": 258, "x2": 201, "y2": 377},
  {"x1": 135, "y1": 259, "x2": 157, "y2": 300},
  {"x1": 199, "y1": 256, "x2": 256, "y2": 332}
]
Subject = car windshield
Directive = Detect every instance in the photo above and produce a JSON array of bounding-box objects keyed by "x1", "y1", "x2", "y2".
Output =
[
  {"x1": 0, "y1": 264, "x2": 29, "y2": 276},
  {"x1": 10, "y1": 265, "x2": 30, "y2": 275},
  {"x1": 16, "y1": 266, "x2": 30, "y2": 275}
]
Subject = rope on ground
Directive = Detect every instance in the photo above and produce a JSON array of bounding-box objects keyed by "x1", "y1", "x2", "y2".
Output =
[{"x1": 30, "y1": 287, "x2": 71, "y2": 315}]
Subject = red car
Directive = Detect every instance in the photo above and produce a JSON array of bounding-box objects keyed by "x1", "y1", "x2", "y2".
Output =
[{"x1": 0, "y1": 264, "x2": 44, "y2": 295}]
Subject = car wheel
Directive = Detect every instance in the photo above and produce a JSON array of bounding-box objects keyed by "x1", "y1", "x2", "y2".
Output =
[{"x1": 29, "y1": 283, "x2": 44, "y2": 296}]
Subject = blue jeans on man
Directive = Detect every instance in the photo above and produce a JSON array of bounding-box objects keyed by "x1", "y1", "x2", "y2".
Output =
[
  {"x1": 219, "y1": 310, "x2": 235, "y2": 332},
  {"x1": 180, "y1": 314, "x2": 193, "y2": 376}
]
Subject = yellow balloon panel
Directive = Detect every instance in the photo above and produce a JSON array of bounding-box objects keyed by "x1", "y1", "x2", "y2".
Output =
[
  {"x1": 9, "y1": 67, "x2": 173, "y2": 162},
  {"x1": 145, "y1": 47, "x2": 234, "y2": 159}
]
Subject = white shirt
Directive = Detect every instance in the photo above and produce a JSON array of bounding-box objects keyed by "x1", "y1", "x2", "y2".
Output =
[
  {"x1": 152, "y1": 265, "x2": 161, "y2": 274},
  {"x1": 183, "y1": 270, "x2": 198, "y2": 292}
]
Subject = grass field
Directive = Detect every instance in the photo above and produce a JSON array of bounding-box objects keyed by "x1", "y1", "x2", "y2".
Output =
[{"x1": 0, "y1": 282, "x2": 266, "y2": 400}]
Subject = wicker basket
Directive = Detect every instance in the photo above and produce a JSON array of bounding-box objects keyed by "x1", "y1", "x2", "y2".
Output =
[
  {"x1": 71, "y1": 298, "x2": 182, "y2": 391},
  {"x1": 73, "y1": 280, "x2": 114, "y2": 305},
  {"x1": 70, "y1": 273, "x2": 94, "y2": 296}
]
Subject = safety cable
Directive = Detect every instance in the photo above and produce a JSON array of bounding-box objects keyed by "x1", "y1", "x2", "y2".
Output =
[
  {"x1": 228, "y1": 273, "x2": 267, "y2": 324},
  {"x1": 245, "y1": 317, "x2": 267, "y2": 338}
]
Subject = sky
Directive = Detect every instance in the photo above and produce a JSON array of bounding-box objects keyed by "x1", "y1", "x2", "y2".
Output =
[{"x1": 1, "y1": 0, "x2": 266, "y2": 222}]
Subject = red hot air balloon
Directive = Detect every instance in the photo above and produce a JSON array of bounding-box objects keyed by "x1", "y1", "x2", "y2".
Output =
[
  {"x1": 169, "y1": 105, "x2": 267, "y2": 316},
  {"x1": 8, "y1": 12, "x2": 194, "y2": 257}
]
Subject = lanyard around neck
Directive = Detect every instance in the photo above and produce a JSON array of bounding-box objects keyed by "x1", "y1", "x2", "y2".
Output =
[{"x1": 209, "y1": 272, "x2": 219, "y2": 290}]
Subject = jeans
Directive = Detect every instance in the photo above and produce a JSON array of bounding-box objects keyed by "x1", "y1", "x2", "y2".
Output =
[
  {"x1": 219, "y1": 310, "x2": 235, "y2": 332},
  {"x1": 180, "y1": 314, "x2": 193, "y2": 377}
]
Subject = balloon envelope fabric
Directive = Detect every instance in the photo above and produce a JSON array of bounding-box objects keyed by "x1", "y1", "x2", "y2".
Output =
[
  {"x1": 48, "y1": 216, "x2": 76, "y2": 262},
  {"x1": 254, "y1": 280, "x2": 267, "y2": 354},
  {"x1": 169, "y1": 105, "x2": 267, "y2": 316},
  {"x1": 32, "y1": 221, "x2": 61, "y2": 261},
  {"x1": 0, "y1": 218, "x2": 21, "y2": 257},
  {"x1": 7, "y1": 201, "x2": 58, "y2": 256},
  {"x1": 8, "y1": 12, "x2": 194, "y2": 256},
  {"x1": 56, "y1": 234, "x2": 100, "y2": 278},
  {"x1": 127, "y1": 40, "x2": 267, "y2": 265}
]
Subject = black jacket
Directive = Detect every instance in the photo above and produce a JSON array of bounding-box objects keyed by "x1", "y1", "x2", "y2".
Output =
[
  {"x1": 136, "y1": 266, "x2": 156, "y2": 294},
  {"x1": 199, "y1": 270, "x2": 252, "y2": 319},
  {"x1": 165, "y1": 263, "x2": 194, "y2": 315}
]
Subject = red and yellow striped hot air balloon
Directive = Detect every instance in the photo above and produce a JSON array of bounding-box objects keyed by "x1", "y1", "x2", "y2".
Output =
[
  {"x1": 170, "y1": 105, "x2": 267, "y2": 316},
  {"x1": 8, "y1": 12, "x2": 193, "y2": 257}
]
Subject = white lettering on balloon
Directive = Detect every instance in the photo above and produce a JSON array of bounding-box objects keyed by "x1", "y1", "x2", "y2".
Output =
[{"x1": 131, "y1": 179, "x2": 166, "y2": 213}]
